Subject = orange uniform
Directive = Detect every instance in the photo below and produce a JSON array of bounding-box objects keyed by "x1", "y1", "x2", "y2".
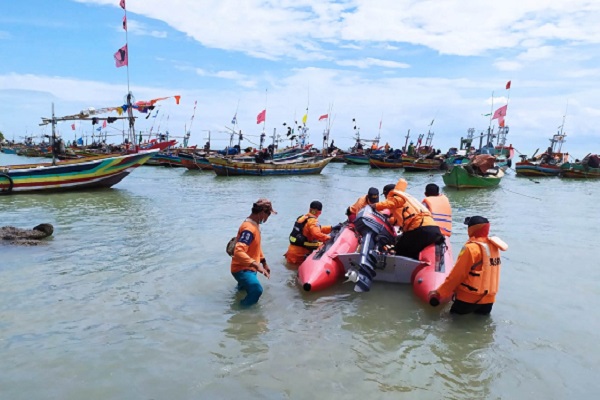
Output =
[
  {"x1": 230, "y1": 219, "x2": 265, "y2": 274},
  {"x1": 375, "y1": 190, "x2": 437, "y2": 232},
  {"x1": 422, "y1": 195, "x2": 452, "y2": 237},
  {"x1": 436, "y1": 236, "x2": 505, "y2": 304},
  {"x1": 285, "y1": 213, "x2": 332, "y2": 264}
]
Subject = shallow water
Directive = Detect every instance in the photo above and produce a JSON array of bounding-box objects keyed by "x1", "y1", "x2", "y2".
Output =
[{"x1": 1, "y1": 154, "x2": 599, "y2": 399}]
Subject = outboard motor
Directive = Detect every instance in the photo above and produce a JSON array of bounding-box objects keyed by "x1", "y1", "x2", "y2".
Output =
[{"x1": 348, "y1": 205, "x2": 396, "y2": 292}]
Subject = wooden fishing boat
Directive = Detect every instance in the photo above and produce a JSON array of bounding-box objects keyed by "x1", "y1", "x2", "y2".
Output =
[
  {"x1": 516, "y1": 134, "x2": 569, "y2": 177},
  {"x1": 343, "y1": 153, "x2": 370, "y2": 165},
  {"x1": 402, "y1": 156, "x2": 444, "y2": 172},
  {"x1": 560, "y1": 155, "x2": 600, "y2": 179},
  {"x1": 178, "y1": 151, "x2": 213, "y2": 170},
  {"x1": 0, "y1": 150, "x2": 157, "y2": 194},
  {"x1": 442, "y1": 164, "x2": 504, "y2": 189},
  {"x1": 208, "y1": 156, "x2": 334, "y2": 176},
  {"x1": 369, "y1": 153, "x2": 403, "y2": 169}
]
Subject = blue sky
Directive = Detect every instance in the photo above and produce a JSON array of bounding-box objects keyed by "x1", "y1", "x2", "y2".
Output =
[{"x1": 1, "y1": 0, "x2": 600, "y2": 158}]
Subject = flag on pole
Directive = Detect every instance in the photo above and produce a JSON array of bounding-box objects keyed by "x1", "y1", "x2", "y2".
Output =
[
  {"x1": 492, "y1": 105, "x2": 508, "y2": 120},
  {"x1": 256, "y1": 109, "x2": 266, "y2": 124},
  {"x1": 71, "y1": 123, "x2": 76, "y2": 130},
  {"x1": 120, "y1": 0, "x2": 126, "y2": 10},
  {"x1": 114, "y1": 44, "x2": 128, "y2": 68},
  {"x1": 498, "y1": 116, "x2": 505, "y2": 127},
  {"x1": 231, "y1": 113, "x2": 237, "y2": 125},
  {"x1": 302, "y1": 112, "x2": 308, "y2": 125},
  {"x1": 506, "y1": 80, "x2": 511, "y2": 90},
  {"x1": 122, "y1": 16, "x2": 127, "y2": 31},
  {"x1": 77, "y1": 137, "x2": 83, "y2": 145},
  {"x1": 102, "y1": 120, "x2": 107, "y2": 128},
  {"x1": 318, "y1": 114, "x2": 328, "y2": 121},
  {"x1": 96, "y1": 127, "x2": 102, "y2": 132}
]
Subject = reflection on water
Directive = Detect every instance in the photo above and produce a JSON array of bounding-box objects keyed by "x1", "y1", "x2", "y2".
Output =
[{"x1": 1, "y1": 161, "x2": 600, "y2": 398}]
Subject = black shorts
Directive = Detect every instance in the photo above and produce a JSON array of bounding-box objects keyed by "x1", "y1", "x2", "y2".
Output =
[
  {"x1": 395, "y1": 225, "x2": 444, "y2": 259},
  {"x1": 450, "y1": 299, "x2": 494, "y2": 315}
]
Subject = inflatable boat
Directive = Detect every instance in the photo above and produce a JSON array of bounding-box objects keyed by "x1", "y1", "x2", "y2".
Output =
[
  {"x1": 298, "y1": 222, "x2": 359, "y2": 292},
  {"x1": 339, "y1": 204, "x2": 456, "y2": 305}
]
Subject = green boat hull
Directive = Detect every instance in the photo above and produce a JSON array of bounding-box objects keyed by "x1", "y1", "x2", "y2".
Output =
[{"x1": 442, "y1": 165, "x2": 503, "y2": 189}]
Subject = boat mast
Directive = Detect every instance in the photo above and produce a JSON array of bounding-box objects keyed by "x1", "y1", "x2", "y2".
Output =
[{"x1": 51, "y1": 103, "x2": 57, "y2": 166}]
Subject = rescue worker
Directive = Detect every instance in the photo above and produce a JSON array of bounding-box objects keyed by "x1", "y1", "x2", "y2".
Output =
[
  {"x1": 428, "y1": 216, "x2": 508, "y2": 315},
  {"x1": 422, "y1": 183, "x2": 452, "y2": 237},
  {"x1": 230, "y1": 198, "x2": 276, "y2": 306},
  {"x1": 285, "y1": 200, "x2": 332, "y2": 264},
  {"x1": 375, "y1": 178, "x2": 444, "y2": 259},
  {"x1": 346, "y1": 187, "x2": 379, "y2": 222}
]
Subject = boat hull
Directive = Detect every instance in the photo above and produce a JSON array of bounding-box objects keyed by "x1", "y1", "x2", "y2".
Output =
[
  {"x1": 369, "y1": 155, "x2": 403, "y2": 169},
  {"x1": 560, "y1": 162, "x2": 600, "y2": 178},
  {"x1": 208, "y1": 156, "x2": 333, "y2": 176},
  {"x1": 298, "y1": 224, "x2": 360, "y2": 292},
  {"x1": 442, "y1": 165, "x2": 503, "y2": 189},
  {"x1": 0, "y1": 150, "x2": 157, "y2": 194},
  {"x1": 515, "y1": 161, "x2": 561, "y2": 177}
]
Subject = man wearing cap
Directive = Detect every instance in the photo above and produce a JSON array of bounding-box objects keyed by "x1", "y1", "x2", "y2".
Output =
[
  {"x1": 346, "y1": 187, "x2": 379, "y2": 222},
  {"x1": 429, "y1": 216, "x2": 508, "y2": 315},
  {"x1": 285, "y1": 200, "x2": 332, "y2": 264},
  {"x1": 230, "y1": 198, "x2": 276, "y2": 306},
  {"x1": 376, "y1": 178, "x2": 444, "y2": 259}
]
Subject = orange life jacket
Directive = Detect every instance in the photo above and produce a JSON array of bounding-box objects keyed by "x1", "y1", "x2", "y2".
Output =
[
  {"x1": 456, "y1": 238, "x2": 502, "y2": 303},
  {"x1": 422, "y1": 195, "x2": 452, "y2": 237},
  {"x1": 389, "y1": 190, "x2": 434, "y2": 232}
]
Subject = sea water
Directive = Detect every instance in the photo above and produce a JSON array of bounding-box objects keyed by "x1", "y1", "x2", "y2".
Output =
[{"x1": 1, "y1": 154, "x2": 599, "y2": 399}]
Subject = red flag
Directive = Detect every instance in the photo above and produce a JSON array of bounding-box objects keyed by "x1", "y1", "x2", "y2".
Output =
[
  {"x1": 71, "y1": 123, "x2": 76, "y2": 131},
  {"x1": 102, "y1": 120, "x2": 107, "y2": 128},
  {"x1": 506, "y1": 80, "x2": 511, "y2": 90},
  {"x1": 498, "y1": 116, "x2": 505, "y2": 127},
  {"x1": 256, "y1": 109, "x2": 266, "y2": 124},
  {"x1": 492, "y1": 105, "x2": 507, "y2": 120},
  {"x1": 114, "y1": 44, "x2": 128, "y2": 68},
  {"x1": 120, "y1": 0, "x2": 126, "y2": 10},
  {"x1": 122, "y1": 16, "x2": 127, "y2": 31},
  {"x1": 318, "y1": 114, "x2": 328, "y2": 121}
]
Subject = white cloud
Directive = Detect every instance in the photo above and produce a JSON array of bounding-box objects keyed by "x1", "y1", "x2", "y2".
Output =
[{"x1": 336, "y1": 57, "x2": 409, "y2": 69}]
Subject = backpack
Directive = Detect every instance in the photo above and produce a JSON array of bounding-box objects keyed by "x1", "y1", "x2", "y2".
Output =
[{"x1": 226, "y1": 236, "x2": 236, "y2": 257}]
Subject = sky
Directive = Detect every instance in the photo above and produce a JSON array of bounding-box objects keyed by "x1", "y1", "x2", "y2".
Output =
[{"x1": 2, "y1": 0, "x2": 600, "y2": 159}]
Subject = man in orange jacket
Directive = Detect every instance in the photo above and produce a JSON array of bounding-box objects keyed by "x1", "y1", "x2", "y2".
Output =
[
  {"x1": 346, "y1": 187, "x2": 379, "y2": 222},
  {"x1": 285, "y1": 200, "x2": 332, "y2": 264},
  {"x1": 376, "y1": 179, "x2": 444, "y2": 259},
  {"x1": 429, "y1": 216, "x2": 508, "y2": 315},
  {"x1": 422, "y1": 183, "x2": 452, "y2": 237},
  {"x1": 230, "y1": 198, "x2": 276, "y2": 306}
]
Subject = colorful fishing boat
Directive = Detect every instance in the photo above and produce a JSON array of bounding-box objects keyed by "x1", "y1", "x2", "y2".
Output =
[
  {"x1": 0, "y1": 150, "x2": 157, "y2": 194},
  {"x1": 442, "y1": 164, "x2": 504, "y2": 189},
  {"x1": 402, "y1": 156, "x2": 444, "y2": 172},
  {"x1": 178, "y1": 151, "x2": 213, "y2": 170},
  {"x1": 516, "y1": 133, "x2": 569, "y2": 177},
  {"x1": 208, "y1": 156, "x2": 333, "y2": 176},
  {"x1": 369, "y1": 153, "x2": 403, "y2": 169},
  {"x1": 560, "y1": 154, "x2": 600, "y2": 178}
]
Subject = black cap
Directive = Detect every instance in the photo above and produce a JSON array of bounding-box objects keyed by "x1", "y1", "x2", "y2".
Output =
[
  {"x1": 310, "y1": 200, "x2": 323, "y2": 211},
  {"x1": 367, "y1": 187, "x2": 379, "y2": 202},
  {"x1": 382, "y1": 184, "x2": 396, "y2": 197},
  {"x1": 425, "y1": 183, "x2": 439, "y2": 196},
  {"x1": 464, "y1": 216, "x2": 489, "y2": 226}
]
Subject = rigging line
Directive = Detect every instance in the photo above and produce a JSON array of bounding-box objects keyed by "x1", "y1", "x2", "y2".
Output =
[{"x1": 500, "y1": 187, "x2": 542, "y2": 200}]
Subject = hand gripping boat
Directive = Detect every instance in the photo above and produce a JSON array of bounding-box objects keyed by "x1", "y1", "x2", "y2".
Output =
[
  {"x1": 298, "y1": 222, "x2": 360, "y2": 292},
  {"x1": 339, "y1": 205, "x2": 455, "y2": 305}
]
